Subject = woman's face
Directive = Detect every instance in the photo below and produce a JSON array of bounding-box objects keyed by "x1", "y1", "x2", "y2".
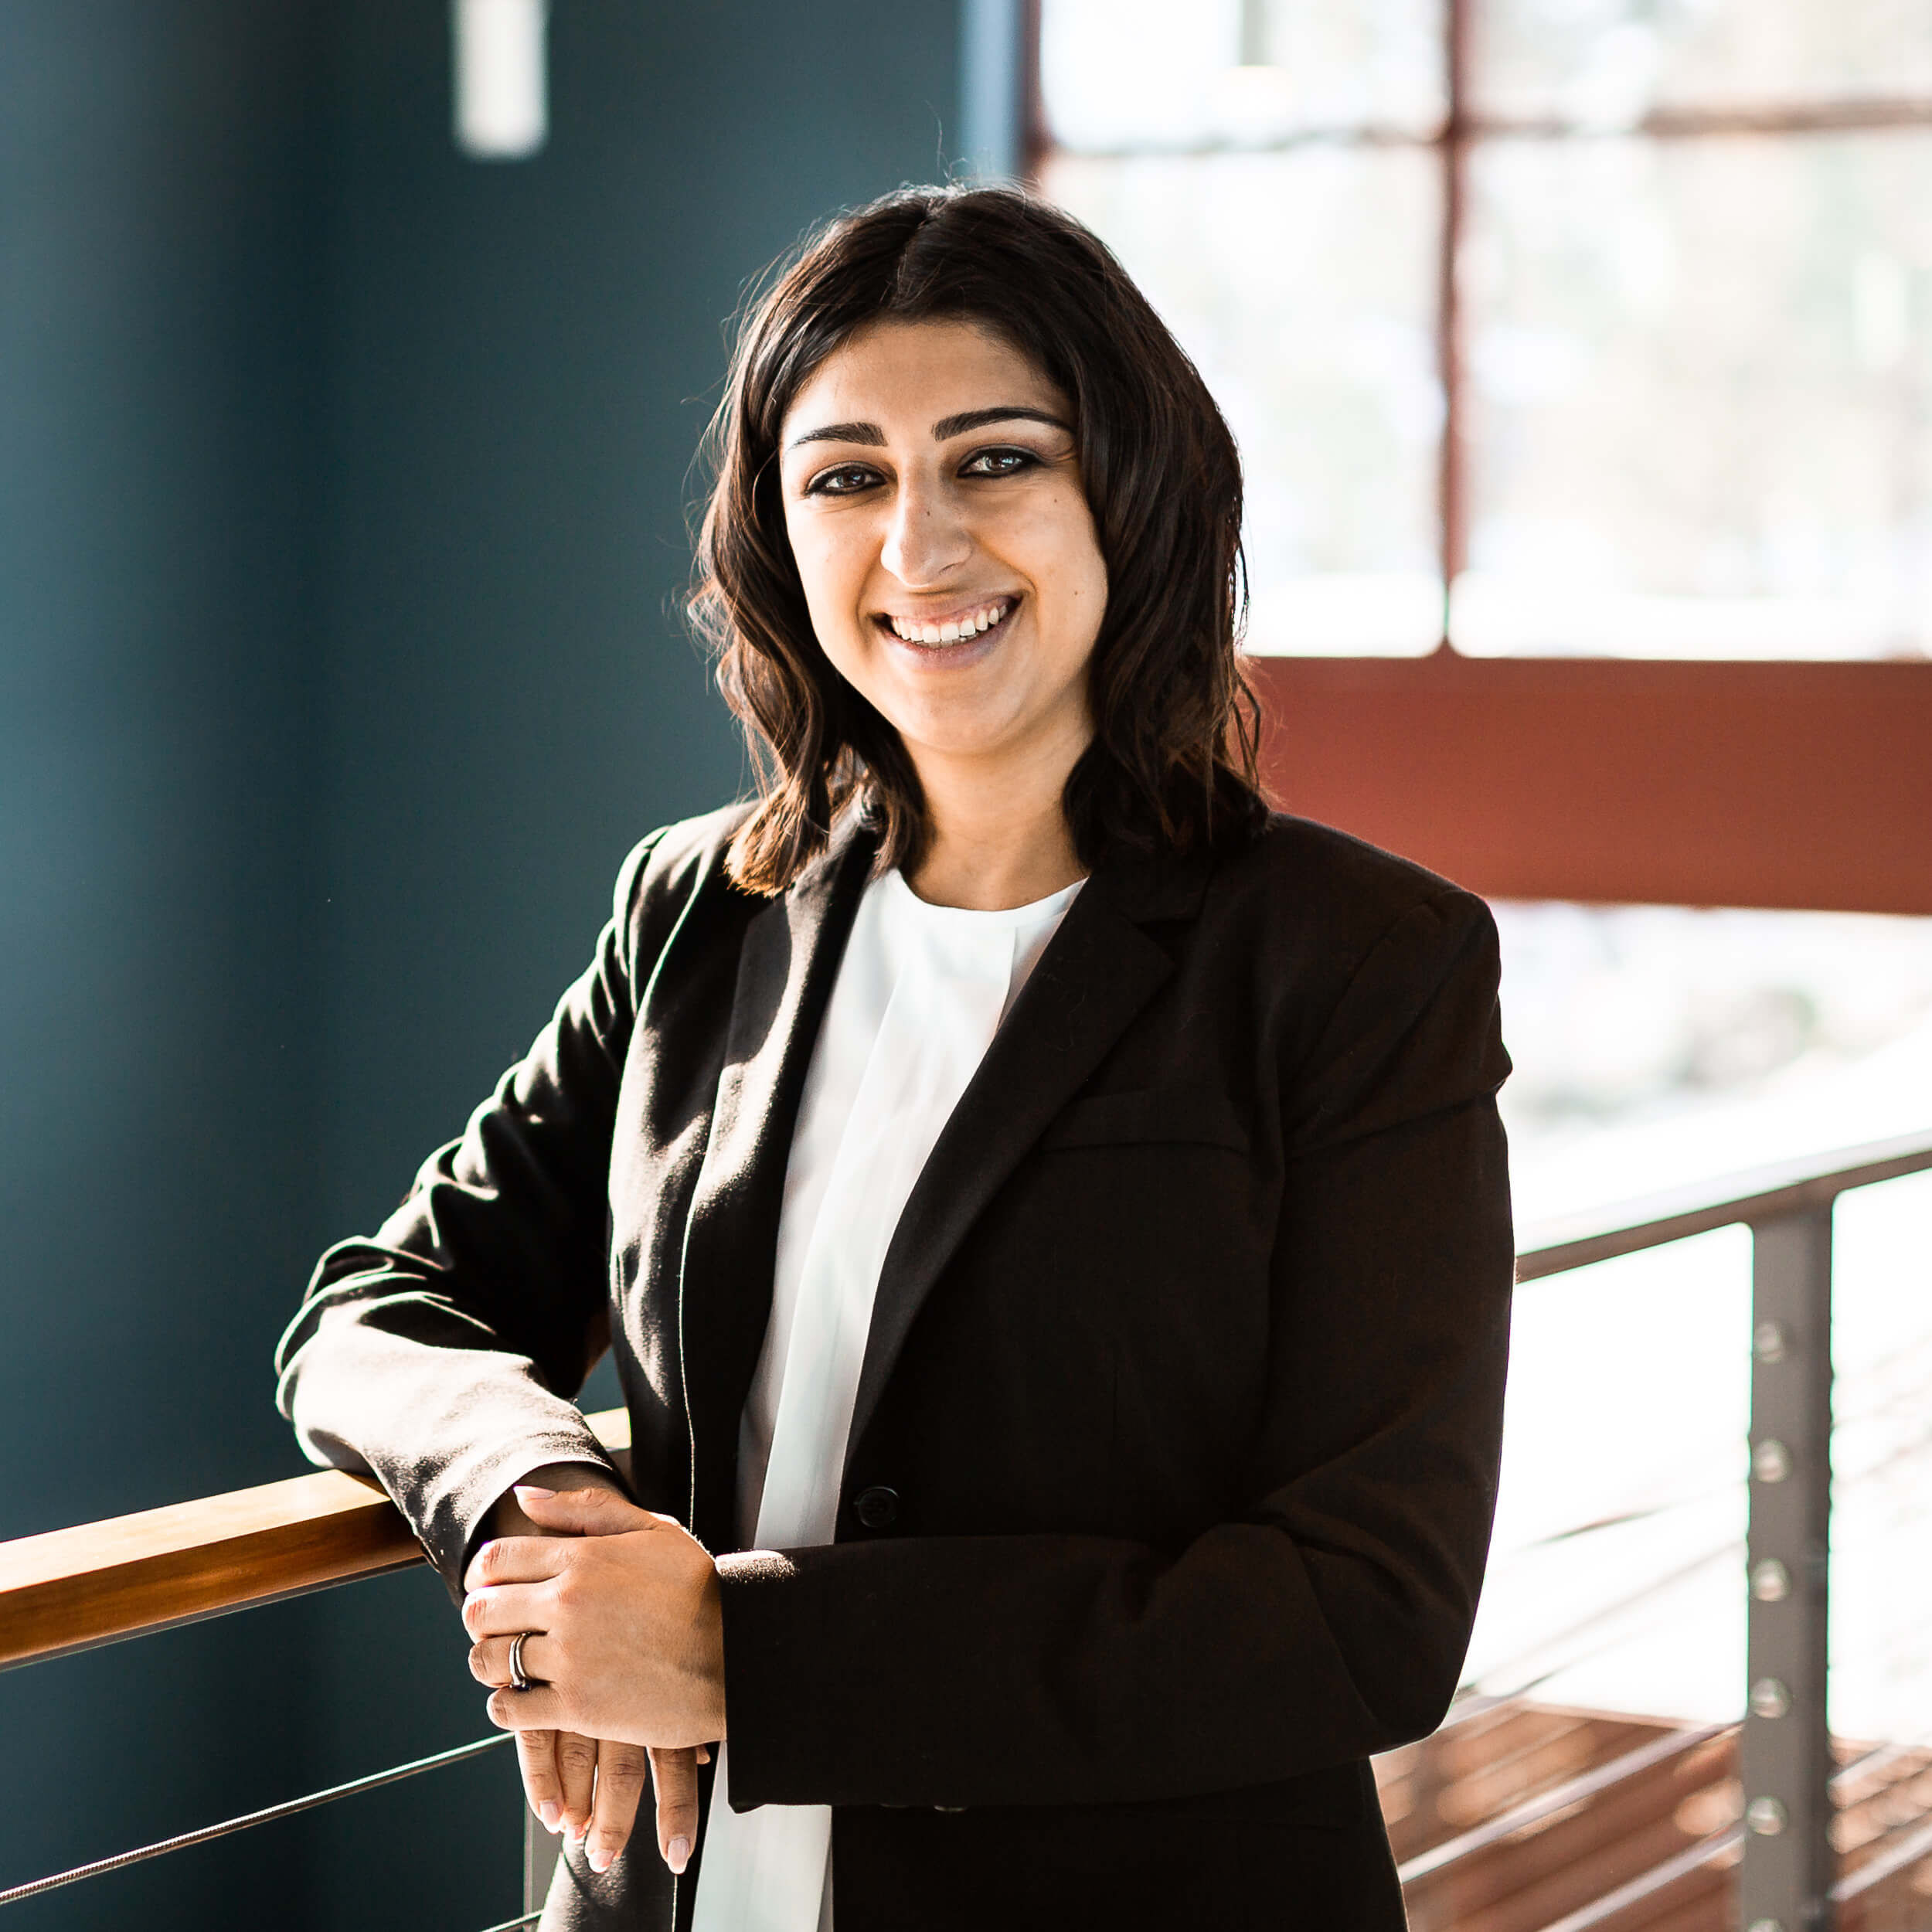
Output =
[{"x1": 777, "y1": 317, "x2": 1107, "y2": 784}]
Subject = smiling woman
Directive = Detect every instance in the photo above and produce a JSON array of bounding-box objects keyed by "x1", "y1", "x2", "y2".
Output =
[
  {"x1": 774, "y1": 319, "x2": 1106, "y2": 910},
  {"x1": 691, "y1": 187, "x2": 1264, "y2": 905},
  {"x1": 275, "y1": 185, "x2": 1515, "y2": 1932}
]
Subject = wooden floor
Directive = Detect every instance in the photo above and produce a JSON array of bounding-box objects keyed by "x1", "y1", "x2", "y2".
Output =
[{"x1": 1376, "y1": 1700, "x2": 1932, "y2": 1931}]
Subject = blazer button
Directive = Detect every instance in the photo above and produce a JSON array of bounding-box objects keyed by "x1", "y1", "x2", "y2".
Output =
[{"x1": 852, "y1": 1485, "x2": 899, "y2": 1530}]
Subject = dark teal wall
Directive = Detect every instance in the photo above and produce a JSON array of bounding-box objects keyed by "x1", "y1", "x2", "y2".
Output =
[
  {"x1": 0, "y1": 2, "x2": 960, "y2": 1926},
  {"x1": 0, "y1": 2, "x2": 331, "y2": 1923},
  {"x1": 318, "y1": 0, "x2": 961, "y2": 1240}
]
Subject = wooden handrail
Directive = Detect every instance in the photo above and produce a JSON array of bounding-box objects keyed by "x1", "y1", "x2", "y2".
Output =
[
  {"x1": 0, "y1": 1410, "x2": 632, "y2": 1673},
  {"x1": 6, "y1": 1124, "x2": 1930, "y2": 1678}
]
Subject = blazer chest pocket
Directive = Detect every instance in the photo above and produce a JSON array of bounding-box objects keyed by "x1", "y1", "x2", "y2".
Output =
[{"x1": 1039, "y1": 1084, "x2": 1250, "y2": 1155}]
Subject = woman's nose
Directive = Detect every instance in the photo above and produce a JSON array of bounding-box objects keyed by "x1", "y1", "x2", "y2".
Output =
[{"x1": 879, "y1": 477, "x2": 972, "y2": 587}]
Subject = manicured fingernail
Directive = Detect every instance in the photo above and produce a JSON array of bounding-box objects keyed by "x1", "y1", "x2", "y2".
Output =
[
  {"x1": 668, "y1": 1835, "x2": 691, "y2": 1872},
  {"x1": 514, "y1": 1483, "x2": 556, "y2": 1500},
  {"x1": 539, "y1": 1801, "x2": 560, "y2": 1832},
  {"x1": 588, "y1": 1845, "x2": 612, "y2": 1873}
]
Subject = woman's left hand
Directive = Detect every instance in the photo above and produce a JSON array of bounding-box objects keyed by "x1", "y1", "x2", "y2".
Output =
[{"x1": 464, "y1": 1486, "x2": 727, "y2": 1750}]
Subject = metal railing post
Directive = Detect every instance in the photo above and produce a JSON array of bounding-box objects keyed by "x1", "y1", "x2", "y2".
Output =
[
  {"x1": 526, "y1": 1807, "x2": 560, "y2": 1917},
  {"x1": 1740, "y1": 1204, "x2": 1835, "y2": 1932}
]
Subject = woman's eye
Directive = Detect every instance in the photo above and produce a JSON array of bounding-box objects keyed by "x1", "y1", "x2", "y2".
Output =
[
  {"x1": 961, "y1": 447, "x2": 1037, "y2": 478},
  {"x1": 807, "y1": 464, "x2": 881, "y2": 496}
]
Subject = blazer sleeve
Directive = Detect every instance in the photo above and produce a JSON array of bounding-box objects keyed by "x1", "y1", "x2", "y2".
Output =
[
  {"x1": 714, "y1": 886, "x2": 1514, "y2": 1809},
  {"x1": 273, "y1": 831, "x2": 666, "y2": 1588}
]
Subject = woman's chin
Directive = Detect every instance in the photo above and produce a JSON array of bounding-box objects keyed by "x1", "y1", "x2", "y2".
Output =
[{"x1": 888, "y1": 690, "x2": 1093, "y2": 776}]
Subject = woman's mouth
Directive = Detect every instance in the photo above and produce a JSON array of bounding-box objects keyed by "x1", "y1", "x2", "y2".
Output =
[{"x1": 876, "y1": 597, "x2": 1016, "y2": 650}]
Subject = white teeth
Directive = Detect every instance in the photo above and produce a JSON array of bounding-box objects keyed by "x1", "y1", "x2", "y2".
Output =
[{"x1": 887, "y1": 599, "x2": 1009, "y2": 645}]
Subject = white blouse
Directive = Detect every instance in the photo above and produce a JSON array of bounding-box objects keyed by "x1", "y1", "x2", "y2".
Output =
[{"x1": 690, "y1": 865, "x2": 1083, "y2": 1932}]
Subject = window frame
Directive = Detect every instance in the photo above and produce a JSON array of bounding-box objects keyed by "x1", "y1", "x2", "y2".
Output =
[{"x1": 1026, "y1": 0, "x2": 1932, "y2": 914}]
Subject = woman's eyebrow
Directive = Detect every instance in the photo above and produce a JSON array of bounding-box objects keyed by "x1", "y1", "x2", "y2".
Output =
[
  {"x1": 784, "y1": 404, "x2": 1071, "y2": 451},
  {"x1": 931, "y1": 405, "x2": 1070, "y2": 439},
  {"x1": 787, "y1": 420, "x2": 886, "y2": 450}
]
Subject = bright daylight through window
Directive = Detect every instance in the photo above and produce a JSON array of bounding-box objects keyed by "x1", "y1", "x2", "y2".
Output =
[
  {"x1": 1043, "y1": 0, "x2": 1932, "y2": 1760},
  {"x1": 1040, "y1": 0, "x2": 1932, "y2": 659}
]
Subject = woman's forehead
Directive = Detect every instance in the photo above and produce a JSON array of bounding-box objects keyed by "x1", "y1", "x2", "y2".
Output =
[{"x1": 781, "y1": 317, "x2": 1067, "y2": 443}]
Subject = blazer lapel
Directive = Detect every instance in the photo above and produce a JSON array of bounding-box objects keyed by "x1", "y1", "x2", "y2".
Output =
[
  {"x1": 843, "y1": 841, "x2": 1213, "y2": 1474},
  {"x1": 676, "y1": 814, "x2": 876, "y2": 1547}
]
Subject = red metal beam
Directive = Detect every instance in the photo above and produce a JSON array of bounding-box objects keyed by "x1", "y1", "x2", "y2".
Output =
[{"x1": 1252, "y1": 653, "x2": 1932, "y2": 914}]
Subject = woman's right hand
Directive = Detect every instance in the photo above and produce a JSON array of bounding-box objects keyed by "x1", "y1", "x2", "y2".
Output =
[{"x1": 487, "y1": 1468, "x2": 709, "y2": 1876}]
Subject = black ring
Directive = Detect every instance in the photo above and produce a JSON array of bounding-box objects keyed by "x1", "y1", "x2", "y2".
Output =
[{"x1": 509, "y1": 1630, "x2": 535, "y2": 1692}]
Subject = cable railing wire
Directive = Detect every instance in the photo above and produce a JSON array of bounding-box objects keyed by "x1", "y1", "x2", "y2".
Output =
[
  {"x1": 1531, "y1": 1823, "x2": 1743, "y2": 1932},
  {"x1": 1396, "y1": 1721, "x2": 1730, "y2": 1886},
  {"x1": 1403, "y1": 1713, "x2": 1932, "y2": 1925},
  {"x1": 0, "y1": 1733, "x2": 512, "y2": 1909},
  {"x1": 1836, "y1": 1805, "x2": 1932, "y2": 1904},
  {"x1": 1461, "y1": 1535, "x2": 1745, "y2": 1708}
]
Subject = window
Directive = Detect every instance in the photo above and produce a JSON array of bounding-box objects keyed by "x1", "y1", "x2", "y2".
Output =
[{"x1": 1038, "y1": 0, "x2": 1932, "y2": 662}]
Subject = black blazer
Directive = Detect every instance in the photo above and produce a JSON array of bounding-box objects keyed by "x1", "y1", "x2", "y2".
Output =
[{"x1": 276, "y1": 804, "x2": 1515, "y2": 1932}]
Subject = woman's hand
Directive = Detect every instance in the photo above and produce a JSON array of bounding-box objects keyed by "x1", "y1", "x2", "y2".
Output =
[
  {"x1": 464, "y1": 1485, "x2": 726, "y2": 1873},
  {"x1": 482, "y1": 1470, "x2": 641, "y2": 1866}
]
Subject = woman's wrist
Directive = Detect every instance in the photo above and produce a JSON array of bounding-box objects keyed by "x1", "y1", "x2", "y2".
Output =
[
  {"x1": 488, "y1": 1461, "x2": 624, "y2": 1539},
  {"x1": 688, "y1": 1564, "x2": 729, "y2": 1740}
]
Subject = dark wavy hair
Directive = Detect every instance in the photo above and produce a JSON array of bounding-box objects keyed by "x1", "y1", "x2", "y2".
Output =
[{"x1": 689, "y1": 183, "x2": 1266, "y2": 896}]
